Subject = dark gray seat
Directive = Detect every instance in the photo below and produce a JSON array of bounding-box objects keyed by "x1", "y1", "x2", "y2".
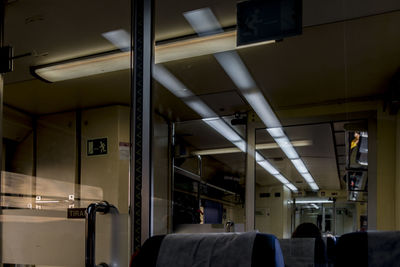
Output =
[
  {"x1": 131, "y1": 232, "x2": 284, "y2": 267},
  {"x1": 335, "y1": 231, "x2": 400, "y2": 267}
]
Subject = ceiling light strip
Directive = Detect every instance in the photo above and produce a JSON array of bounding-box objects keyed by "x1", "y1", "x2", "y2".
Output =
[{"x1": 182, "y1": 8, "x2": 319, "y2": 190}]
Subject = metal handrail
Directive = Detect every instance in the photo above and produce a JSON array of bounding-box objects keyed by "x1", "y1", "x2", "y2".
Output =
[{"x1": 85, "y1": 201, "x2": 119, "y2": 267}]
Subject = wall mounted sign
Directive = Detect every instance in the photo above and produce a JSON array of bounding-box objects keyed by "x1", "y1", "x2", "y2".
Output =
[
  {"x1": 87, "y1": 138, "x2": 108, "y2": 156},
  {"x1": 67, "y1": 208, "x2": 86, "y2": 219}
]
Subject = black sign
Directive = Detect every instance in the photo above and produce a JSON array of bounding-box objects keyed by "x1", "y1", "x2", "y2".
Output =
[
  {"x1": 67, "y1": 208, "x2": 86, "y2": 219},
  {"x1": 237, "y1": 0, "x2": 302, "y2": 46},
  {"x1": 87, "y1": 138, "x2": 108, "y2": 156}
]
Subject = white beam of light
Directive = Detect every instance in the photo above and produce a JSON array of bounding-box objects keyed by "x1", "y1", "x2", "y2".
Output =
[
  {"x1": 183, "y1": 8, "x2": 224, "y2": 37},
  {"x1": 202, "y1": 117, "x2": 245, "y2": 152},
  {"x1": 274, "y1": 136, "x2": 300, "y2": 159},
  {"x1": 291, "y1": 159, "x2": 309, "y2": 174},
  {"x1": 214, "y1": 51, "x2": 257, "y2": 91},
  {"x1": 102, "y1": 29, "x2": 131, "y2": 52}
]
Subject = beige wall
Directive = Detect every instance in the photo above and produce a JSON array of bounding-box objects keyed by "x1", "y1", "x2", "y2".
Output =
[
  {"x1": 255, "y1": 185, "x2": 292, "y2": 238},
  {"x1": 1, "y1": 105, "x2": 131, "y2": 266},
  {"x1": 376, "y1": 107, "x2": 397, "y2": 230},
  {"x1": 81, "y1": 105, "x2": 130, "y2": 213}
]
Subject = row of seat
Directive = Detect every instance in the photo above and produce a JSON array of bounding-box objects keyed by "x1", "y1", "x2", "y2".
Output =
[{"x1": 130, "y1": 231, "x2": 400, "y2": 267}]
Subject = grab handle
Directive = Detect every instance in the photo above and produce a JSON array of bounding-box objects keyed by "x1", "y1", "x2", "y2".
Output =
[{"x1": 85, "y1": 201, "x2": 118, "y2": 267}]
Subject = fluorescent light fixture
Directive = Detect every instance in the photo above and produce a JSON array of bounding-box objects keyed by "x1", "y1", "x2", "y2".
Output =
[
  {"x1": 193, "y1": 140, "x2": 312, "y2": 156},
  {"x1": 291, "y1": 199, "x2": 332, "y2": 204},
  {"x1": 274, "y1": 174, "x2": 290, "y2": 185},
  {"x1": 267, "y1": 127, "x2": 285, "y2": 138},
  {"x1": 33, "y1": 30, "x2": 248, "y2": 82},
  {"x1": 308, "y1": 182, "x2": 320, "y2": 191},
  {"x1": 193, "y1": 147, "x2": 241, "y2": 156},
  {"x1": 202, "y1": 118, "x2": 243, "y2": 142},
  {"x1": 274, "y1": 136, "x2": 299, "y2": 159},
  {"x1": 258, "y1": 160, "x2": 280, "y2": 175},
  {"x1": 242, "y1": 90, "x2": 282, "y2": 128},
  {"x1": 183, "y1": 8, "x2": 223, "y2": 37},
  {"x1": 255, "y1": 151, "x2": 264, "y2": 162},
  {"x1": 214, "y1": 51, "x2": 257, "y2": 91},
  {"x1": 291, "y1": 159, "x2": 308, "y2": 174},
  {"x1": 102, "y1": 29, "x2": 130, "y2": 52},
  {"x1": 285, "y1": 183, "x2": 298, "y2": 192},
  {"x1": 32, "y1": 51, "x2": 130, "y2": 82},
  {"x1": 257, "y1": 140, "x2": 312, "y2": 150},
  {"x1": 152, "y1": 64, "x2": 193, "y2": 98},
  {"x1": 185, "y1": 97, "x2": 217, "y2": 118},
  {"x1": 234, "y1": 140, "x2": 246, "y2": 153},
  {"x1": 301, "y1": 172, "x2": 315, "y2": 183}
]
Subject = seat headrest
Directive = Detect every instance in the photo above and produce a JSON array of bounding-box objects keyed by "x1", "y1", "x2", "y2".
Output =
[
  {"x1": 131, "y1": 232, "x2": 284, "y2": 267},
  {"x1": 335, "y1": 231, "x2": 400, "y2": 266}
]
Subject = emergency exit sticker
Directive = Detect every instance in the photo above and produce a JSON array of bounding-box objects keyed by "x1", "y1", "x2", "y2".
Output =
[{"x1": 87, "y1": 138, "x2": 108, "y2": 156}]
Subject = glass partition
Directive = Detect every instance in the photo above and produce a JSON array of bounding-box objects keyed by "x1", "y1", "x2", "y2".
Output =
[{"x1": 2, "y1": 0, "x2": 131, "y2": 266}]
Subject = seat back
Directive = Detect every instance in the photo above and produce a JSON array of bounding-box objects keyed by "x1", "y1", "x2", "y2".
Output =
[
  {"x1": 335, "y1": 231, "x2": 400, "y2": 267},
  {"x1": 131, "y1": 232, "x2": 284, "y2": 267}
]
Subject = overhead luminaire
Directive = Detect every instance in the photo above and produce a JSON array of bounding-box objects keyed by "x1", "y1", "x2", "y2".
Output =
[
  {"x1": 192, "y1": 140, "x2": 312, "y2": 156},
  {"x1": 257, "y1": 160, "x2": 280, "y2": 175},
  {"x1": 285, "y1": 183, "x2": 299, "y2": 192},
  {"x1": 183, "y1": 8, "x2": 223, "y2": 37},
  {"x1": 289, "y1": 199, "x2": 332, "y2": 204},
  {"x1": 102, "y1": 29, "x2": 130, "y2": 52},
  {"x1": 291, "y1": 159, "x2": 308, "y2": 174},
  {"x1": 274, "y1": 136, "x2": 299, "y2": 159},
  {"x1": 301, "y1": 172, "x2": 315, "y2": 183},
  {"x1": 308, "y1": 182, "x2": 320, "y2": 191},
  {"x1": 31, "y1": 51, "x2": 130, "y2": 82},
  {"x1": 266, "y1": 127, "x2": 285, "y2": 138},
  {"x1": 34, "y1": 27, "x2": 264, "y2": 82}
]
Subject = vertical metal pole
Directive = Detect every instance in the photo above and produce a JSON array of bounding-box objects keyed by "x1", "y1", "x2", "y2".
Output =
[
  {"x1": 368, "y1": 117, "x2": 377, "y2": 230},
  {"x1": 245, "y1": 113, "x2": 256, "y2": 231},
  {"x1": 131, "y1": 0, "x2": 154, "y2": 252},
  {"x1": 75, "y1": 110, "x2": 82, "y2": 207},
  {"x1": 333, "y1": 200, "x2": 337, "y2": 235},
  {"x1": 0, "y1": 0, "x2": 4, "y2": 262},
  {"x1": 322, "y1": 204, "x2": 326, "y2": 233}
]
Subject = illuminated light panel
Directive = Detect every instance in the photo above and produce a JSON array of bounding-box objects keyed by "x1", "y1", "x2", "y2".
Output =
[
  {"x1": 290, "y1": 199, "x2": 332, "y2": 204},
  {"x1": 152, "y1": 64, "x2": 193, "y2": 98},
  {"x1": 214, "y1": 51, "x2": 257, "y2": 91},
  {"x1": 291, "y1": 159, "x2": 308, "y2": 174},
  {"x1": 185, "y1": 98, "x2": 217, "y2": 118},
  {"x1": 193, "y1": 140, "x2": 312, "y2": 156},
  {"x1": 102, "y1": 29, "x2": 130, "y2": 52},
  {"x1": 203, "y1": 118, "x2": 243, "y2": 143},
  {"x1": 241, "y1": 90, "x2": 282, "y2": 128},
  {"x1": 267, "y1": 127, "x2": 285, "y2": 138},
  {"x1": 274, "y1": 136, "x2": 299, "y2": 159},
  {"x1": 285, "y1": 183, "x2": 298, "y2": 192},
  {"x1": 301, "y1": 172, "x2": 315, "y2": 183},
  {"x1": 34, "y1": 30, "x2": 257, "y2": 82},
  {"x1": 274, "y1": 174, "x2": 290, "y2": 185},
  {"x1": 308, "y1": 182, "x2": 320, "y2": 191},
  {"x1": 258, "y1": 160, "x2": 280, "y2": 175},
  {"x1": 33, "y1": 51, "x2": 130, "y2": 82},
  {"x1": 183, "y1": 8, "x2": 223, "y2": 37}
]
